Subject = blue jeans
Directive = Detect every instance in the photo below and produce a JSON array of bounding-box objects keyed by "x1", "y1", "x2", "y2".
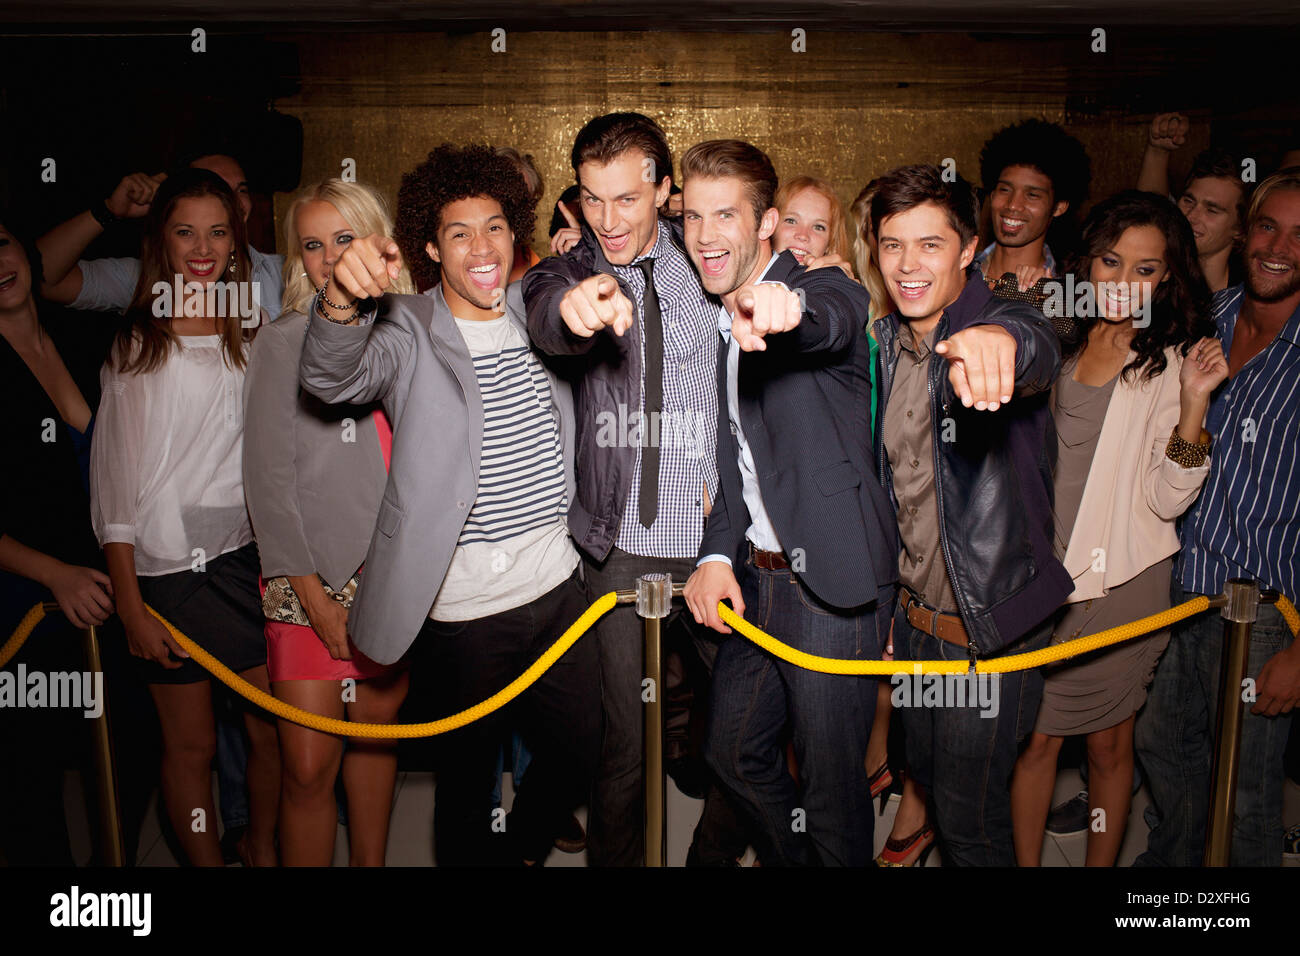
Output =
[
  {"x1": 894, "y1": 605, "x2": 1051, "y2": 866},
  {"x1": 214, "y1": 697, "x2": 249, "y2": 832},
  {"x1": 704, "y1": 559, "x2": 887, "y2": 866},
  {"x1": 1134, "y1": 583, "x2": 1295, "y2": 867},
  {"x1": 492, "y1": 733, "x2": 533, "y2": 808}
]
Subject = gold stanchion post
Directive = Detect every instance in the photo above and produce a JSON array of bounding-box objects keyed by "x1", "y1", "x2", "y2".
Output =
[
  {"x1": 78, "y1": 615, "x2": 125, "y2": 866},
  {"x1": 636, "y1": 573, "x2": 672, "y2": 867},
  {"x1": 1204, "y1": 578, "x2": 1258, "y2": 867}
]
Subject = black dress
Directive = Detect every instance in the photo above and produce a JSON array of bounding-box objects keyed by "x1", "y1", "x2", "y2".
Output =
[{"x1": 0, "y1": 309, "x2": 155, "y2": 865}]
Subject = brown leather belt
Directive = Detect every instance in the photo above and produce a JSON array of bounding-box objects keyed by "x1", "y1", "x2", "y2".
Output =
[
  {"x1": 749, "y1": 543, "x2": 790, "y2": 571},
  {"x1": 899, "y1": 585, "x2": 969, "y2": 649}
]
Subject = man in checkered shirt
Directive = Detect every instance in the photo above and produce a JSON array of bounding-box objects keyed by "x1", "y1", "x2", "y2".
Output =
[{"x1": 524, "y1": 112, "x2": 736, "y2": 866}]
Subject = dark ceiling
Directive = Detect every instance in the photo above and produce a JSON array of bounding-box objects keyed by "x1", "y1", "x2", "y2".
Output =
[{"x1": 4, "y1": 0, "x2": 1300, "y2": 31}]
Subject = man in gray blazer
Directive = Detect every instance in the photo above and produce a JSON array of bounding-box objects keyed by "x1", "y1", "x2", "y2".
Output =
[{"x1": 298, "y1": 144, "x2": 598, "y2": 866}]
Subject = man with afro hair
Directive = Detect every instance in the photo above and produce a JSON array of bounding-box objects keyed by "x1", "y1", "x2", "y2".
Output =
[
  {"x1": 976, "y1": 119, "x2": 1092, "y2": 292},
  {"x1": 300, "y1": 143, "x2": 598, "y2": 866}
]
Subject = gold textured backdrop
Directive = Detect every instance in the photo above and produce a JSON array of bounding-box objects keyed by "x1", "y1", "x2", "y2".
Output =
[{"x1": 271, "y1": 30, "x2": 1210, "y2": 257}]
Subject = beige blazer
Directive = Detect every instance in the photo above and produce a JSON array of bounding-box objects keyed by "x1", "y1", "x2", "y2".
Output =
[{"x1": 1061, "y1": 346, "x2": 1211, "y2": 603}]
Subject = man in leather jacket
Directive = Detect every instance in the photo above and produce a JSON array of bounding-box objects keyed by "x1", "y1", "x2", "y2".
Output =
[{"x1": 871, "y1": 163, "x2": 1073, "y2": 865}]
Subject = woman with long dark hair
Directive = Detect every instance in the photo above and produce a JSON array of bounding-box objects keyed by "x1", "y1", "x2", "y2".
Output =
[
  {"x1": 1011, "y1": 190, "x2": 1227, "y2": 867},
  {"x1": 90, "y1": 168, "x2": 280, "y2": 866},
  {"x1": 0, "y1": 219, "x2": 119, "y2": 863}
]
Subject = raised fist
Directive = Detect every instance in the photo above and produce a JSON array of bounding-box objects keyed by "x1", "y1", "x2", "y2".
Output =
[
  {"x1": 106, "y1": 172, "x2": 166, "y2": 220},
  {"x1": 1148, "y1": 113, "x2": 1189, "y2": 153}
]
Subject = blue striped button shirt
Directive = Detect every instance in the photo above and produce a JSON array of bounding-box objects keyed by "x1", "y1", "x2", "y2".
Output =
[
  {"x1": 611, "y1": 219, "x2": 720, "y2": 559},
  {"x1": 1176, "y1": 285, "x2": 1300, "y2": 598}
]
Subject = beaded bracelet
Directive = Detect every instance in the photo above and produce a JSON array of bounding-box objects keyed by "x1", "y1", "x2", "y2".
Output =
[
  {"x1": 318, "y1": 280, "x2": 358, "y2": 312},
  {"x1": 1166, "y1": 427, "x2": 1211, "y2": 469},
  {"x1": 316, "y1": 295, "x2": 358, "y2": 325}
]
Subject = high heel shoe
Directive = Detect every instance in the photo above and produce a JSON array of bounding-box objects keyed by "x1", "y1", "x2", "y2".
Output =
[
  {"x1": 867, "y1": 760, "x2": 894, "y2": 800},
  {"x1": 875, "y1": 824, "x2": 936, "y2": 867}
]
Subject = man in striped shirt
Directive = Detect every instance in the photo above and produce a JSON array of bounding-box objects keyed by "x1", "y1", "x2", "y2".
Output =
[
  {"x1": 304, "y1": 145, "x2": 598, "y2": 866},
  {"x1": 1136, "y1": 167, "x2": 1300, "y2": 867}
]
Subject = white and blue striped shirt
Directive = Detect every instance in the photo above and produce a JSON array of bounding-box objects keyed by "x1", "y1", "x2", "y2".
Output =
[
  {"x1": 460, "y1": 324, "x2": 569, "y2": 544},
  {"x1": 428, "y1": 313, "x2": 578, "y2": 622},
  {"x1": 1176, "y1": 286, "x2": 1300, "y2": 598}
]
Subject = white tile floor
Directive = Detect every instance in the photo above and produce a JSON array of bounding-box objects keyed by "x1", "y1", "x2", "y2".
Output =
[{"x1": 67, "y1": 765, "x2": 1300, "y2": 867}]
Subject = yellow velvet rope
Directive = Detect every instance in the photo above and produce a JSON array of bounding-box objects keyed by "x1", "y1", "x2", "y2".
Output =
[{"x1": 4, "y1": 593, "x2": 1298, "y2": 738}]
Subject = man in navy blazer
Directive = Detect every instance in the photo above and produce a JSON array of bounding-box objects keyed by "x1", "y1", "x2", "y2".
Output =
[{"x1": 680, "y1": 140, "x2": 898, "y2": 866}]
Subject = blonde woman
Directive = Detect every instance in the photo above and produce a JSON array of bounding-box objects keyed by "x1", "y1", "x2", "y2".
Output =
[{"x1": 243, "y1": 179, "x2": 413, "y2": 865}]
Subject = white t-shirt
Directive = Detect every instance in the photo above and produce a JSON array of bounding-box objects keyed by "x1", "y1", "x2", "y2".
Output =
[{"x1": 91, "y1": 334, "x2": 253, "y2": 576}]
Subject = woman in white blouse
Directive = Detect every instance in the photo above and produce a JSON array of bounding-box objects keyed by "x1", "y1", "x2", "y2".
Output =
[{"x1": 91, "y1": 169, "x2": 280, "y2": 867}]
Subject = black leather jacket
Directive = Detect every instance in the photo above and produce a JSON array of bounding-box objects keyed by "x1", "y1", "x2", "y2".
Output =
[{"x1": 874, "y1": 276, "x2": 1073, "y2": 654}]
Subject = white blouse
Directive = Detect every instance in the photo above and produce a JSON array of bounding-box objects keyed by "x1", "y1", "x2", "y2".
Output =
[{"x1": 91, "y1": 334, "x2": 253, "y2": 576}]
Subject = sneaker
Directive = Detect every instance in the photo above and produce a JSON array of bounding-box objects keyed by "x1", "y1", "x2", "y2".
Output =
[{"x1": 1045, "y1": 790, "x2": 1090, "y2": 836}]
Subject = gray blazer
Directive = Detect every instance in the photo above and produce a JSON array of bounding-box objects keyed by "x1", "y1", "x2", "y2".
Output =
[
  {"x1": 243, "y1": 310, "x2": 388, "y2": 591},
  {"x1": 299, "y1": 284, "x2": 577, "y2": 665}
]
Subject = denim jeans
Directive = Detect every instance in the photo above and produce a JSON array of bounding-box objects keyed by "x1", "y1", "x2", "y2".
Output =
[
  {"x1": 492, "y1": 734, "x2": 533, "y2": 808},
  {"x1": 1134, "y1": 583, "x2": 1295, "y2": 867},
  {"x1": 214, "y1": 705, "x2": 249, "y2": 832},
  {"x1": 894, "y1": 604, "x2": 1051, "y2": 866},
  {"x1": 704, "y1": 559, "x2": 887, "y2": 866}
]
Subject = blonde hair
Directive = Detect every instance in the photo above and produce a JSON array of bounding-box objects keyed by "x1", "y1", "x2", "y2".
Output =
[
  {"x1": 1246, "y1": 165, "x2": 1300, "y2": 229},
  {"x1": 850, "y1": 179, "x2": 890, "y2": 328},
  {"x1": 774, "y1": 176, "x2": 851, "y2": 263},
  {"x1": 282, "y1": 179, "x2": 414, "y2": 317}
]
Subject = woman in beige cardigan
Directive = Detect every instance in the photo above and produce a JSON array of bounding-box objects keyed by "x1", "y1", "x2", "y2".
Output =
[{"x1": 1011, "y1": 192, "x2": 1228, "y2": 867}]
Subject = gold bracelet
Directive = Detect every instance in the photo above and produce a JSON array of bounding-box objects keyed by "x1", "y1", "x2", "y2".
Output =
[{"x1": 1166, "y1": 427, "x2": 1211, "y2": 468}]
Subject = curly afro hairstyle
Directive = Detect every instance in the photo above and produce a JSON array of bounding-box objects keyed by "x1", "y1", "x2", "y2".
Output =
[
  {"x1": 979, "y1": 119, "x2": 1092, "y2": 211},
  {"x1": 395, "y1": 143, "x2": 536, "y2": 292}
]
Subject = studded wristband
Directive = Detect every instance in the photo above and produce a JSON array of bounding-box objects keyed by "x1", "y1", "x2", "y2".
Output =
[{"x1": 1166, "y1": 427, "x2": 1211, "y2": 469}]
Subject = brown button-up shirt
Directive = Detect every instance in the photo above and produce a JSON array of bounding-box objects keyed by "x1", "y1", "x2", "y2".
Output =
[{"x1": 883, "y1": 321, "x2": 959, "y2": 613}]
